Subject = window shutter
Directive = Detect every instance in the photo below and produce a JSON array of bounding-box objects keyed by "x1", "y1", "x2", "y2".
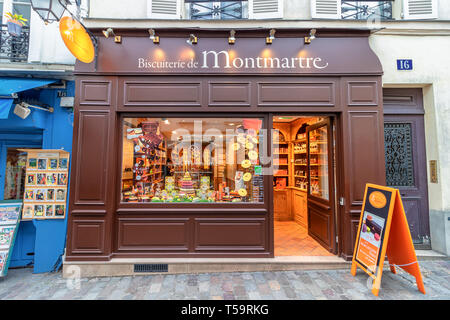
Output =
[
  {"x1": 311, "y1": 0, "x2": 341, "y2": 19},
  {"x1": 249, "y1": 0, "x2": 283, "y2": 19},
  {"x1": 147, "y1": 0, "x2": 181, "y2": 19},
  {"x1": 403, "y1": 0, "x2": 438, "y2": 19}
]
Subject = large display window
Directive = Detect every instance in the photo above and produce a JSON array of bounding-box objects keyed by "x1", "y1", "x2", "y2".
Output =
[{"x1": 121, "y1": 117, "x2": 265, "y2": 203}]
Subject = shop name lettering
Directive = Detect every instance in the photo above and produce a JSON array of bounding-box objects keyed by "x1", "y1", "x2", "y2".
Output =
[{"x1": 138, "y1": 50, "x2": 329, "y2": 70}]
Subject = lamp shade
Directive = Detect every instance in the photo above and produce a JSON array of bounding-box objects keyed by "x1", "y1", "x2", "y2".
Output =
[
  {"x1": 59, "y1": 16, "x2": 95, "y2": 63},
  {"x1": 31, "y1": 0, "x2": 67, "y2": 23}
]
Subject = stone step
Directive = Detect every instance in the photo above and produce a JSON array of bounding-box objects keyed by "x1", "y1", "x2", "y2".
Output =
[{"x1": 63, "y1": 256, "x2": 350, "y2": 278}]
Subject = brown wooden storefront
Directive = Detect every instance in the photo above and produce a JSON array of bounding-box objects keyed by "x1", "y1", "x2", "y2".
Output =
[{"x1": 65, "y1": 29, "x2": 386, "y2": 262}]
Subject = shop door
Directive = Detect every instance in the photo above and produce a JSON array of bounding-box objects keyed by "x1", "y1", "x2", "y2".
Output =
[
  {"x1": 384, "y1": 115, "x2": 430, "y2": 248},
  {"x1": 306, "y1": 119, "x2": 336, "y2": 253}
]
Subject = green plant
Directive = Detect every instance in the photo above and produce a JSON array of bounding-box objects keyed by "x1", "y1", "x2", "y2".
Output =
[{"x1": 4, "y1": 12, "x2": 28, "y2": 26}]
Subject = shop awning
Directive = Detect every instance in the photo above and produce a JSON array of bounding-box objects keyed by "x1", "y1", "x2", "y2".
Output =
[
  {"x1": 0, "y1": 77, "x2": 57, "y2": 119},
  {"x1": 0, "y1": 98, "x2": 14, "y2": 119}
]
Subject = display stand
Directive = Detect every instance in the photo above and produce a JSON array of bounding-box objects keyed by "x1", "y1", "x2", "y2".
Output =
[
  {"x1": 17, "y1": 149, "x2": 70, "y2": 273},
  {"x1": 0, "y1": 200, "x2": 22, "y2": 277}
]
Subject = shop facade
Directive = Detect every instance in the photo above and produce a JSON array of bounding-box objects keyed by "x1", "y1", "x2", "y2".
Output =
[{"x1": 65, "y1": 29, "x2": 386, "y2": 263}]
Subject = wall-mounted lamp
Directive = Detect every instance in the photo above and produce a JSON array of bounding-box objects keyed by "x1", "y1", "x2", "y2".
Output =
[
  {"x1": 228, "y1": 30, "x2": 236, "y2": 45},
  {"x1": 102, "y1": 27, "x2": 121, "y2": 43},
  {"x1": 149, "y1": 28, "x2": 159, "y2": 44},
  {"x1": 266, "y1": 29, "x2": 276, "y2": 44},
  {"x1": 186, "y1": 34, "x2": 198, "y2": 45},
  {"x1": 304, "y1": 29, "x2": 316, "y2": 44}
]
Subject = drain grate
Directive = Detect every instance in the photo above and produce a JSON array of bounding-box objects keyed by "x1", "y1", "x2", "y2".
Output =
[{"x1": 134, "y1": 264, "x2": 169, "y2": 273}]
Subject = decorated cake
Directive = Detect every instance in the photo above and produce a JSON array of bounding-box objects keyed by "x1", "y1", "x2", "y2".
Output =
[{"x1": 180, "y1": 172, "x2": 196, "y2": 195}]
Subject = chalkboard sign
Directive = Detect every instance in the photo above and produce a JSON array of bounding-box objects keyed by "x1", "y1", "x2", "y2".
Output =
[{"x1": 351, "y1": 184, "x2": 425, "y2": 297}]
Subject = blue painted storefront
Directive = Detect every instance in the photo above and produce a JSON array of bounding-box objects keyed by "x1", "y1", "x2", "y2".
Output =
[{"x1": 0, "y1": 79, "x2": 74, "y2": 273}]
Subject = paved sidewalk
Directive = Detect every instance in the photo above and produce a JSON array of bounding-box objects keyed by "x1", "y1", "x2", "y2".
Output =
[{"x1": 0, "y1": 260, "x2": 448, "y2": 300}]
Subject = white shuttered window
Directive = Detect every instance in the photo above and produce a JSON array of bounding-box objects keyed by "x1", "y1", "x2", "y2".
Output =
[
  {"x1": 403, "y1": 0, "x2": 438, "y2": 19},
  {"x1": 249, "y1": 0, "x2": 283, "y2": 19},
  {"x1": 311, "y1": 0, "x2": 341, "y2": 19},
  {"x1": 147, "y1": 0, "x2": 181, "y2": 19}
]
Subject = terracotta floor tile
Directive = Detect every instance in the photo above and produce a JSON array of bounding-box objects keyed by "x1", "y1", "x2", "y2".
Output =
[{"x1": 274, "y1": 220, "x2": 334, "y2": 257}]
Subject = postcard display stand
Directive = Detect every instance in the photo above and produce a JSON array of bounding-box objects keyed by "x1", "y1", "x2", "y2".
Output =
[
  {"x1": 17, "y1": 149, "x2": 70, "y2": 273},
  {"x1": 22, "y1": 150, "x2": 70, "y2": 220},
  {"x1": 0, "y1": 201, "x2": 22, "y2": 277},
  {"x1": 351, "y1": 183, "x2": 425, "y2": 297}
]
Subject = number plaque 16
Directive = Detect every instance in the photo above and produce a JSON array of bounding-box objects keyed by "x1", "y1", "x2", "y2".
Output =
[{"x1": 397, "y1": 59, "x2": 413, "y2": 71}]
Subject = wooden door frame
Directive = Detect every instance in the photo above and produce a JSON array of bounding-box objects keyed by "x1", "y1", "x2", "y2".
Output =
[
  {"x1": 383, "y1": 88, "x2": 430, "y2": 248},
  {"x1": 270, "y1": 113, "x2": 341, "y2": 256}
]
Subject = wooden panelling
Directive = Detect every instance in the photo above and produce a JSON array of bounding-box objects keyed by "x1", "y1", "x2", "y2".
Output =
[
  {"x1": 347, "y1": 111, "x2": 384, "y2": 205},
  {"x1": 79, "y1": 80, "x2": 112, "y2": 106},
  {"x1": 292, "y1": 190, "x2": 307, "y2": 228},
  {"x1": 274, "y1": 189, "x2": 290, "y2": 221},
  {"x1": 73, "y1": 111, "x2": 109, "y2": 206},
  {"x1": 123, "y1": 81, "x2": 202, "y2": 106},
  {"x1": 258, "y1": 82, "x2": 335, "y2": 107},
  {"x1": 117, "y1": 218, "x2": 189, "y2": 251},
  {"x1": 194, "y1": 218, "x2": 266, "y2": 250},
  {"x1": 208, "y1": 82, "x2": 251, "y2": 107},
  {"x1": 383, "y1": 88, "x2": 424, "y2": 115},
  {"x1": 350, "y1": 218, "x2": 361, "y2": 252},
  {"x1": 347, "y1": 81, "x2": 378, "y2": 106},
  {"x1": 308, "y1": 206, "x2": 331, "y2": 248},
  {"x1": 71, "y1": 220, "x2": 105, "y2": 254}
]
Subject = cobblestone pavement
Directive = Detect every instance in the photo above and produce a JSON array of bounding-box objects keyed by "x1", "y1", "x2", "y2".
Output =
[{"x1": 0, "y1": 260, "x2": 448, "y2": 300}]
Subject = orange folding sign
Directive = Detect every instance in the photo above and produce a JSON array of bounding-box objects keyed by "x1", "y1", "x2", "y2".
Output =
[
  {"x1": 351, "y1": 183, "x2": 425, "y2": 297},
  {"x1": 59, "y1": 16, "x2": 95, "y2": 63}
]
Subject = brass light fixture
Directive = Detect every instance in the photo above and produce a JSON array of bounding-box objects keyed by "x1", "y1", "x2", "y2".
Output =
[
  {"x1": 102, "y1": 27, "x2": 121, "y2": 43},
  {"x1": 266, "y1": 29, "x2": 276, "y2": 44},
  {"x1": 186, "y1": 33, "x2": 198, "y2": 45},
  {"x1": 228, "y1": 30, "x2": 236, "y2": 45},
  {"x1": 305, "y1": 29, "x2": 316, "y2": 44},
  {"x1": 149, "y1": 28, "x2": 159, "y2": 44}
]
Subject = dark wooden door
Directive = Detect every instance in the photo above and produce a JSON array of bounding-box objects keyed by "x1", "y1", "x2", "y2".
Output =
[
  {"x1": 384, "y1": 115, "x2": 431, "y2": 248},
  {"x1": 306, "y1": 119, "x2": 336, "y2": 253}
]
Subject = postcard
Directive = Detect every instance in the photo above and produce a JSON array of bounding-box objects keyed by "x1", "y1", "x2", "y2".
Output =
[
  {"x1": 38, "y1": 159, "x2": 47, "y2": 170},
  {"x1": 26, "y1": 173, "x2": 36, "y2": 186},
  {"x1": 56, "y1": 189, "x2": 66, "y2": 201},
  {"x1": 59, "y1": 158, "x2": 68, "y2": 170},
  {"x1": 22, "y1": 205, "x2": 34, "y2": 219},
  {"x1": 48, "y1": 158, "x2": 58, "y2": 170},
  {"x1": 47, "y1": 189, "x2": 55, "y2": 201},
  {"x1": 45, "y1": 205, "x2": 54, "y2": 217},
  {"x1": 28, "y1": 158, "x2": 37, "y2": 169},
  {"x1": 34, "y1": 205, "x2": 44, "y2": 217},
  {"x1": 36, "y1": 173, "x2": 46, "y2": 185},
  {"x1": 0, "y1": 226, "x2": 16, "y2": 249},
  {"x1": 55, "y1": 204, "x2": 65, "y2": 217}
]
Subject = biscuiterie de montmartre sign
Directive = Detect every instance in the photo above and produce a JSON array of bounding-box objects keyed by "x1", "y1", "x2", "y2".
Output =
[
  {"x1": 138, "y1": 50, "x2": 329, "y2": 71},
  {"x1": 75, "y1": 37, "x2": 382, "y2": 75}
]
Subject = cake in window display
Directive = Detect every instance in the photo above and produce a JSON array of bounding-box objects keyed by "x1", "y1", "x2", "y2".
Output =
[{"x1": 178, "y1": 171, "x2": 196, "y2": 201}]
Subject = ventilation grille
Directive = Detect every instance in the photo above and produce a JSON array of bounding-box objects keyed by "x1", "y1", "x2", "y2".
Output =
[
  {"x1": 407, "y1": 0, "x2": 433, "y2": 16},
  {"x1": 152, "y1": 0, "x2": 177, "y2": 15},
  {"x1": 253, "y1": 0, "x2": 279, "y2": 14},
  {"x1": 315, "y1": 0, "x2": 339, "y2": 15},
  {"x1": 134, "y1": 264, "x2": 169, "y2": 273}
]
